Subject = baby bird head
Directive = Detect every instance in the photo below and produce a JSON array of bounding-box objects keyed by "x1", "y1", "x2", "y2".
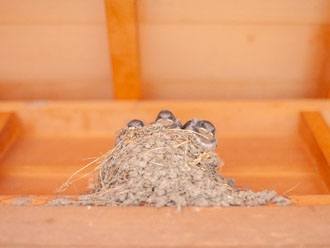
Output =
[
  {"x1": 127, "y1": 119, "x2": 144, "y2": 128},
  {"x1": 194, "y1": 120, "x2": 216, "y2": 136},
  {"x1": 155, "y1": 110, "x2": 176, "y2": 126}
]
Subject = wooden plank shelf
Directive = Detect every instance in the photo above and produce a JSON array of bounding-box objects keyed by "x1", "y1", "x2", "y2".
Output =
[
  {"x1": 1, "y1": 205, "x2": 330, "y2": 247},
  {"x1": 0, "y1": 100, "x2": 329, "y2": 247},
  {"x1": 300, "y1": 112, "x2": 330, "y2": 191},
  {"x1": 0, "y1": 112, "x2": 20, "y2": 159},
  {"x1": 0, "y1": 100, "x2": 329, "y2": 197}
]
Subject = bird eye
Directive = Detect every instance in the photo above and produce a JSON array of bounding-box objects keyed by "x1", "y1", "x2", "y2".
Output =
[{"x1": 155, "y1": 114, "x2": 161, "y2": 121}]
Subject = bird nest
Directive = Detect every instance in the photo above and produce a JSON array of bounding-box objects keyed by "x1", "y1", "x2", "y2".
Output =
[{"x1": 53, "y1": 124, "x2": 291, "y2": 208}]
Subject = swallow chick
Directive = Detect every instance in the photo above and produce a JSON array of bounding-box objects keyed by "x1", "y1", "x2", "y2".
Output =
[
  {"x1": 182, "y1": 118, "x2": 198, "y2": 131},
  {"x1": 115, "y1": 119, "x2": 144, "y2": 145},
  {"x1": 153, "y1": 110, "x2": 180, "y2": 128},
  {"x1": 193, "y1": 120, "x2": 217, "y2": 151},
  {"x1": 127, "y1": 119, "x2": 144, "y2": 129},
  {"x1": 175, "y1": 119, "x2": 182, "y2": 129}
]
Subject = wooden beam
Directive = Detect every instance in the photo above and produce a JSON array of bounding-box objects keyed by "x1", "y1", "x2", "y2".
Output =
[
  {"x1": 291, "y1": 194, "x2": 330, "y2": 206},
  {"x1": 105, "y1": 0, "x2": 142, "y2": 99},
  {"x1": 322, "y1": 25, "x2": 330, "y2": 98},
  {"x1": 1, "y1": 205, "x2": 330, "y2": 247},
  {"x1": 300, "y1": 111, "x2": 330, "y2": 190},
  {"x1": 0, "y1": 112, "x2": 20, "y2": 159}
]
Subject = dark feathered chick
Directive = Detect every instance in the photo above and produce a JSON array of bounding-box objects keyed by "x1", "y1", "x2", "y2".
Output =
[
  {"x1": 127, "y1": 119, "x2": 144, "y2": 128},
  {"x1": 182, "y1": 118, "x2": 198, "y2": 131},
  {"x1": 154, "y1": 110, "x2": 180, "y2": 128},
  {"x1": 193, "y1": 120, "x2": 217, "y2": 151}
]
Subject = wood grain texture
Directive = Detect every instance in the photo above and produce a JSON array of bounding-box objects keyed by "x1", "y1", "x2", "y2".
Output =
[
  {"x1": 0, "y1": 0, "x2": 105, "y2": 25},
  {"x1": 324, "y1": 27, "x2": 330, "y2": 97},
  {"x1": 0, "y1": 112, "x2": 20, "y2": 159},
  {"x1": 300, "y1": 112, "x2": 330, "y2": 190},
  {"x1": 105, "y1": 0, "x2": 141, "y2": 99},
  {"x1": 138, "y1": 24, "x2": 329, "y2": 99},
  {"x1": 0, "y1": 0, "x2": 329, "y2": 99},
  {"x1": 0, "y1": 100, "x2": 328, "y2": 138},
  {"x1": 138, "y1": 0, "x2": 330, "y2": 25},
  {"x1": 291, "y1": 194, "x2": 330, "y2": 205},
  {"x1": 1, "y1": 205, "x2": 330, "y2": 247},
  {"x1": 0, "y1": 25, "x2": 112, "y2": 100},
  {"x1": 0, "y1": 0, "x2": 113, "y2": 100},
  {"x1": 136, "y1": 0, "x2": 330, "y2": 99}
]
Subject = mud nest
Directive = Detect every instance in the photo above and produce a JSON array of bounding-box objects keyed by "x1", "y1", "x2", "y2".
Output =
[{"x1": 52, "y1": 124, "x2": 291, "y2": 208}]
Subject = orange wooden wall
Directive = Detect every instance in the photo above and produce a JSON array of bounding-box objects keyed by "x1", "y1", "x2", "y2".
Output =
[
  {"x1": 137, "y1": 0, "x2": 330, "y2": 99},
  {"x1": 0, "y1": 0, "x2": 329, "y2": 100},
  {"x1": 0, "y1": 0, "x2": 113, "y2": 100}
]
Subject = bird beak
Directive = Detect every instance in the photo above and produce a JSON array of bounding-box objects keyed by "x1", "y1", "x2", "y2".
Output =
[
  {"x1": 157, "y1": 119, "x2": 174, "y2": 125},
  {"x1": 199, "y1": 127, "x2": 208, "y2": 134}
]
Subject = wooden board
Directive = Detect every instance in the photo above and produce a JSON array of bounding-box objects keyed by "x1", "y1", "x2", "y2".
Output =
[
  {"x1": 0, "y1": 100, "x2": 329, "y2": 196},
  {"x1": 1, "y1": 0, "x2": 329, "y2": 100},
  {"x1": 137, "y1": 0, "x2": 330, "y2": 99},
  {"x1": 1, "y1": 205, "x2": 330, "y2": 247},
  {"x1": 300, "y1": 112, "x2": 330, "y2": 189},
  {"x1": 0, "y1": 112, "x2": 20, "y2": 159},
  {"x1": 105, "y1": 0, "x2": 141, "y2": 99},
  {"x1": 0, "y1": 100, "x2": 329, "y2": 247},
  {"x1": 0, "y1": 0, "x2": 113, "y2": 100}
]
